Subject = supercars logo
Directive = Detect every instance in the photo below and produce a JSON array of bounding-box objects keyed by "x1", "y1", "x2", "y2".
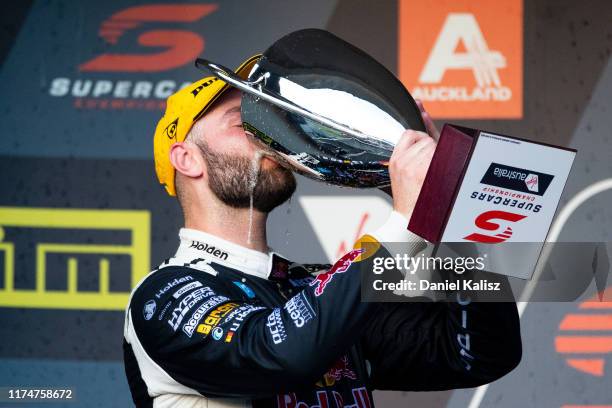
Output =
[
  {"x1": 463, "y1": 210, "x2": 526, "y2": 243},
  {"x1": 398, "y1": 0, "x2": 523, "y2": 118},
  {"x1": 80, "y1": 4, "x2": 217, "y2": 72},
  {"x1": 48, "y1": 4, "x2": 218, "y2": 110},
  {"x1": 310, "y1": 249, "x2": 364, "y2": 296}
]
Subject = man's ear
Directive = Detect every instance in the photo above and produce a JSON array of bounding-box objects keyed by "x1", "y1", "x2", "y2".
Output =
[{"x1": 169, "y1": 142, "x2": 204, "y2": 179}]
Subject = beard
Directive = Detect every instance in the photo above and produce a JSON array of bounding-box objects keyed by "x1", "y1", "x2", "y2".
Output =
[{"x1": 195, "y1": 140, "x2": 297, "y2": 213}]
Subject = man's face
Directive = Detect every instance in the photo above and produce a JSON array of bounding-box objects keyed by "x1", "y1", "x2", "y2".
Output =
[{"x1": 191, "y1": 88, "x2": 296, "y2": 212}]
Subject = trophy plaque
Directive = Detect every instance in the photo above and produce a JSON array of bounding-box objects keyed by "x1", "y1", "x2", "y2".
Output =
[{"x1": 410, "y1": 124, "x2": 576, "y2": 279}]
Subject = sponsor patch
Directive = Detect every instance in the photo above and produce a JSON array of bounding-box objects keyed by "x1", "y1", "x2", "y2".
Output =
[
  {"x1": 222, "y1": 304, "x2": 266, "y2": 343},
  {"x1": 222, "y1": 304, "x2": 265, "y2": 325},
  {"x1": 172, "y1": 280, "x2": 203, "y2": 299},
  {"x1": 143, "y1": 299, "x2": 156, "y2": 320},
  {"x1": 480, "y1": 162, "x2": 554, "y2": 196},
  {"x1": 232, "y1": 281, "x2": 255, "y2": 298},
  {"x1": 211, "y1": 326, "x2": 224, "y2": 341},
  {"x1": 157, "y1": 301, "x2": 172, "y2": 321},
  {"x1": 155, "y1": 275, "x2": 194, "y2": 299},
  {"x1": 321, "y1": 355, "x2": 358, "y2": 387},
  {"x1": 182, "y1": 295, "x2": 229, "y2": 337},
  {"x1": 189, "y1": 240, "x2": 229, "y2": 261},
  {"x1": 277, "y1": 386, "x2": 371, "y2": 408},
  {"x1": 267, "y1": 308, "x2": 287, "y2": 345},
  {"x1": 163, "y1": 118, "x2": 178, "y2": 139},
  {"x1": 195, "y1": 302, "x2": 239, "y2": 337},
  {"x1": 167, "y1": 286, "x2": 215, "y2": 331},
  {"x1": 288, "y1": 277, "x2": 314, "y2": 287},
  {"x1": 284, "y1": 292, "x2": 315, "y2": 328},
  {"x1": 310, "y1": 249, "x2": 364, "y2": 296}
]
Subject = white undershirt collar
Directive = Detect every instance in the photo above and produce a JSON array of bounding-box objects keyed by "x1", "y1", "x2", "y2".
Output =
[{"x1": 175, "y1": 228, "x2": 280, "y2": 280}]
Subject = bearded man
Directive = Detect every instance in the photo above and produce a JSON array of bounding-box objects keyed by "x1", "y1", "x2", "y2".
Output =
[{"x1": 123, "y1": 55, "x2": 521, "y2": 408}]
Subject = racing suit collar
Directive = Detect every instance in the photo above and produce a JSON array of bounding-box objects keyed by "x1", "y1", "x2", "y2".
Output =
[{"x1": 176, "y1": 228, "x2": 289, "y2": 281}]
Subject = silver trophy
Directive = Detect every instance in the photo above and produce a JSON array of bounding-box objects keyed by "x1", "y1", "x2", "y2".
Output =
[{"x1": 196, "y1": 28, "x2": 425, "y2": 188}]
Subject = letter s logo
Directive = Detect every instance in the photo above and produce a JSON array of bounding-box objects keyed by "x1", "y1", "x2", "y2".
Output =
[
  {"x1": 79, "y1": 4, "x2": 217, "y2": 72},
  {"x1": 463, "y1": 210, "x2": 526, "y2": 243}
]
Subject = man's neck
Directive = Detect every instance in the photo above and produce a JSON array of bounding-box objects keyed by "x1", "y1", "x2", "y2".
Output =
[{"x1": 184, "y1": 203, "x2": 269, "y2": 254}]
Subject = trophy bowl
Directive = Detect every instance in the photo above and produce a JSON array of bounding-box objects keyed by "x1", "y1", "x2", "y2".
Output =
[{"x1": 196, "y1": 28, "x2": 425, "y2": 188}]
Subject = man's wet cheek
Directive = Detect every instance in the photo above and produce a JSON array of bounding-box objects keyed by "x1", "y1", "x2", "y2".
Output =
[{"x1": 218, "y1": 133, "x2": 257, "y2": 153}]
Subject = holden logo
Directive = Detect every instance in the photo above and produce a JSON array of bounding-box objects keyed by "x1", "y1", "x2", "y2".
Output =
[
  {"x1": 525, "y1": 173, "x2": 539, "y2": 193},
  {"x1": 463, "y1": 210, "x2": 526, "y2": 243}
]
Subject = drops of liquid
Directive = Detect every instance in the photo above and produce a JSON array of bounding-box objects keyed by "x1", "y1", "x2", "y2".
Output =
[
  {"x1": 247, "y1": 151, "x2": 263, "y2": 245},
  {"x1": 284, "y1": 197, "x2": 292, "y2": 246}
]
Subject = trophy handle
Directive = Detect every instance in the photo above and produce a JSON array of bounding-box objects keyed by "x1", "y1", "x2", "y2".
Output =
[
  {"x1": 195, "y1": 59, "x2": 267, "y2": 89},
  {"x1": 195, "y1": 58, "x2": 394, "y2": 151}
]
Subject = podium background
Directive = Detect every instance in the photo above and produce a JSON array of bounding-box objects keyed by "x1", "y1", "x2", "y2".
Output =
[{"x1": 1, "y1": 1, "x2": 611, "y2": 407}]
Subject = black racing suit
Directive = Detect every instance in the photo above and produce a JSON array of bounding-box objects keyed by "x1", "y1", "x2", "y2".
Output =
[{"x1": 124, "y1": 218, "x2": 521, "y2": 407}]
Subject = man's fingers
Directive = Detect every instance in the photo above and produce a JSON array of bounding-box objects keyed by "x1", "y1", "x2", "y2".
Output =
[
  {"x1": 415, "y1": 99, "x2": 440, "y2": 141},
  {"x1": 406, "y1": 135, "x2": 435, "y2": 157},
  {"x1": 392, "y1": 137, "x2": 435, "y2": 169},
  {"x1": 394, "y1": 131, "x2": 434, "y2": 158},
  {"x1": 393, "y1": 129, "x2": 427, "y2": 154},
  {"x1": 415, "y1": 99, "x2": 425, "y2": 113},
  {"x1": 422, "y1": 112, "x2": 440, "y2": 141},
  {"x1": 388, "y1": 106, "x2": 438, "y2": 220}
]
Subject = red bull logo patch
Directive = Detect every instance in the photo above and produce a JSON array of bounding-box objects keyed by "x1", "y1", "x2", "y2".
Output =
[
  {"x1": 322, "y1": 355, "x2": 358, "y2": 387},
  {"x1": 310, "y1": 249, "x2": 364, "y2": 296}
]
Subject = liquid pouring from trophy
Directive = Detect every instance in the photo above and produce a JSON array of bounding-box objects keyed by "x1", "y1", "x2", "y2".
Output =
[{"x1": 197, "y1": 28, "x2": 577, "y2": 282}]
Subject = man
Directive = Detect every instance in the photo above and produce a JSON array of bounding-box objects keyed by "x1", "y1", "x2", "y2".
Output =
[{"x1": 123, "y1": 55, "x2": 521, "y2": 408}]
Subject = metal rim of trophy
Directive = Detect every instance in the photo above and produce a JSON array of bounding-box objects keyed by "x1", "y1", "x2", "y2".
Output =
[{"x1": 195, "y1": 58, "x2": 391, "y2": 149}]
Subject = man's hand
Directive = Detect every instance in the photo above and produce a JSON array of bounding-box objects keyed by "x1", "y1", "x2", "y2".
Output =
[{"x1": 386, "y1": 100, "x2": 439, "y2": 221}]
